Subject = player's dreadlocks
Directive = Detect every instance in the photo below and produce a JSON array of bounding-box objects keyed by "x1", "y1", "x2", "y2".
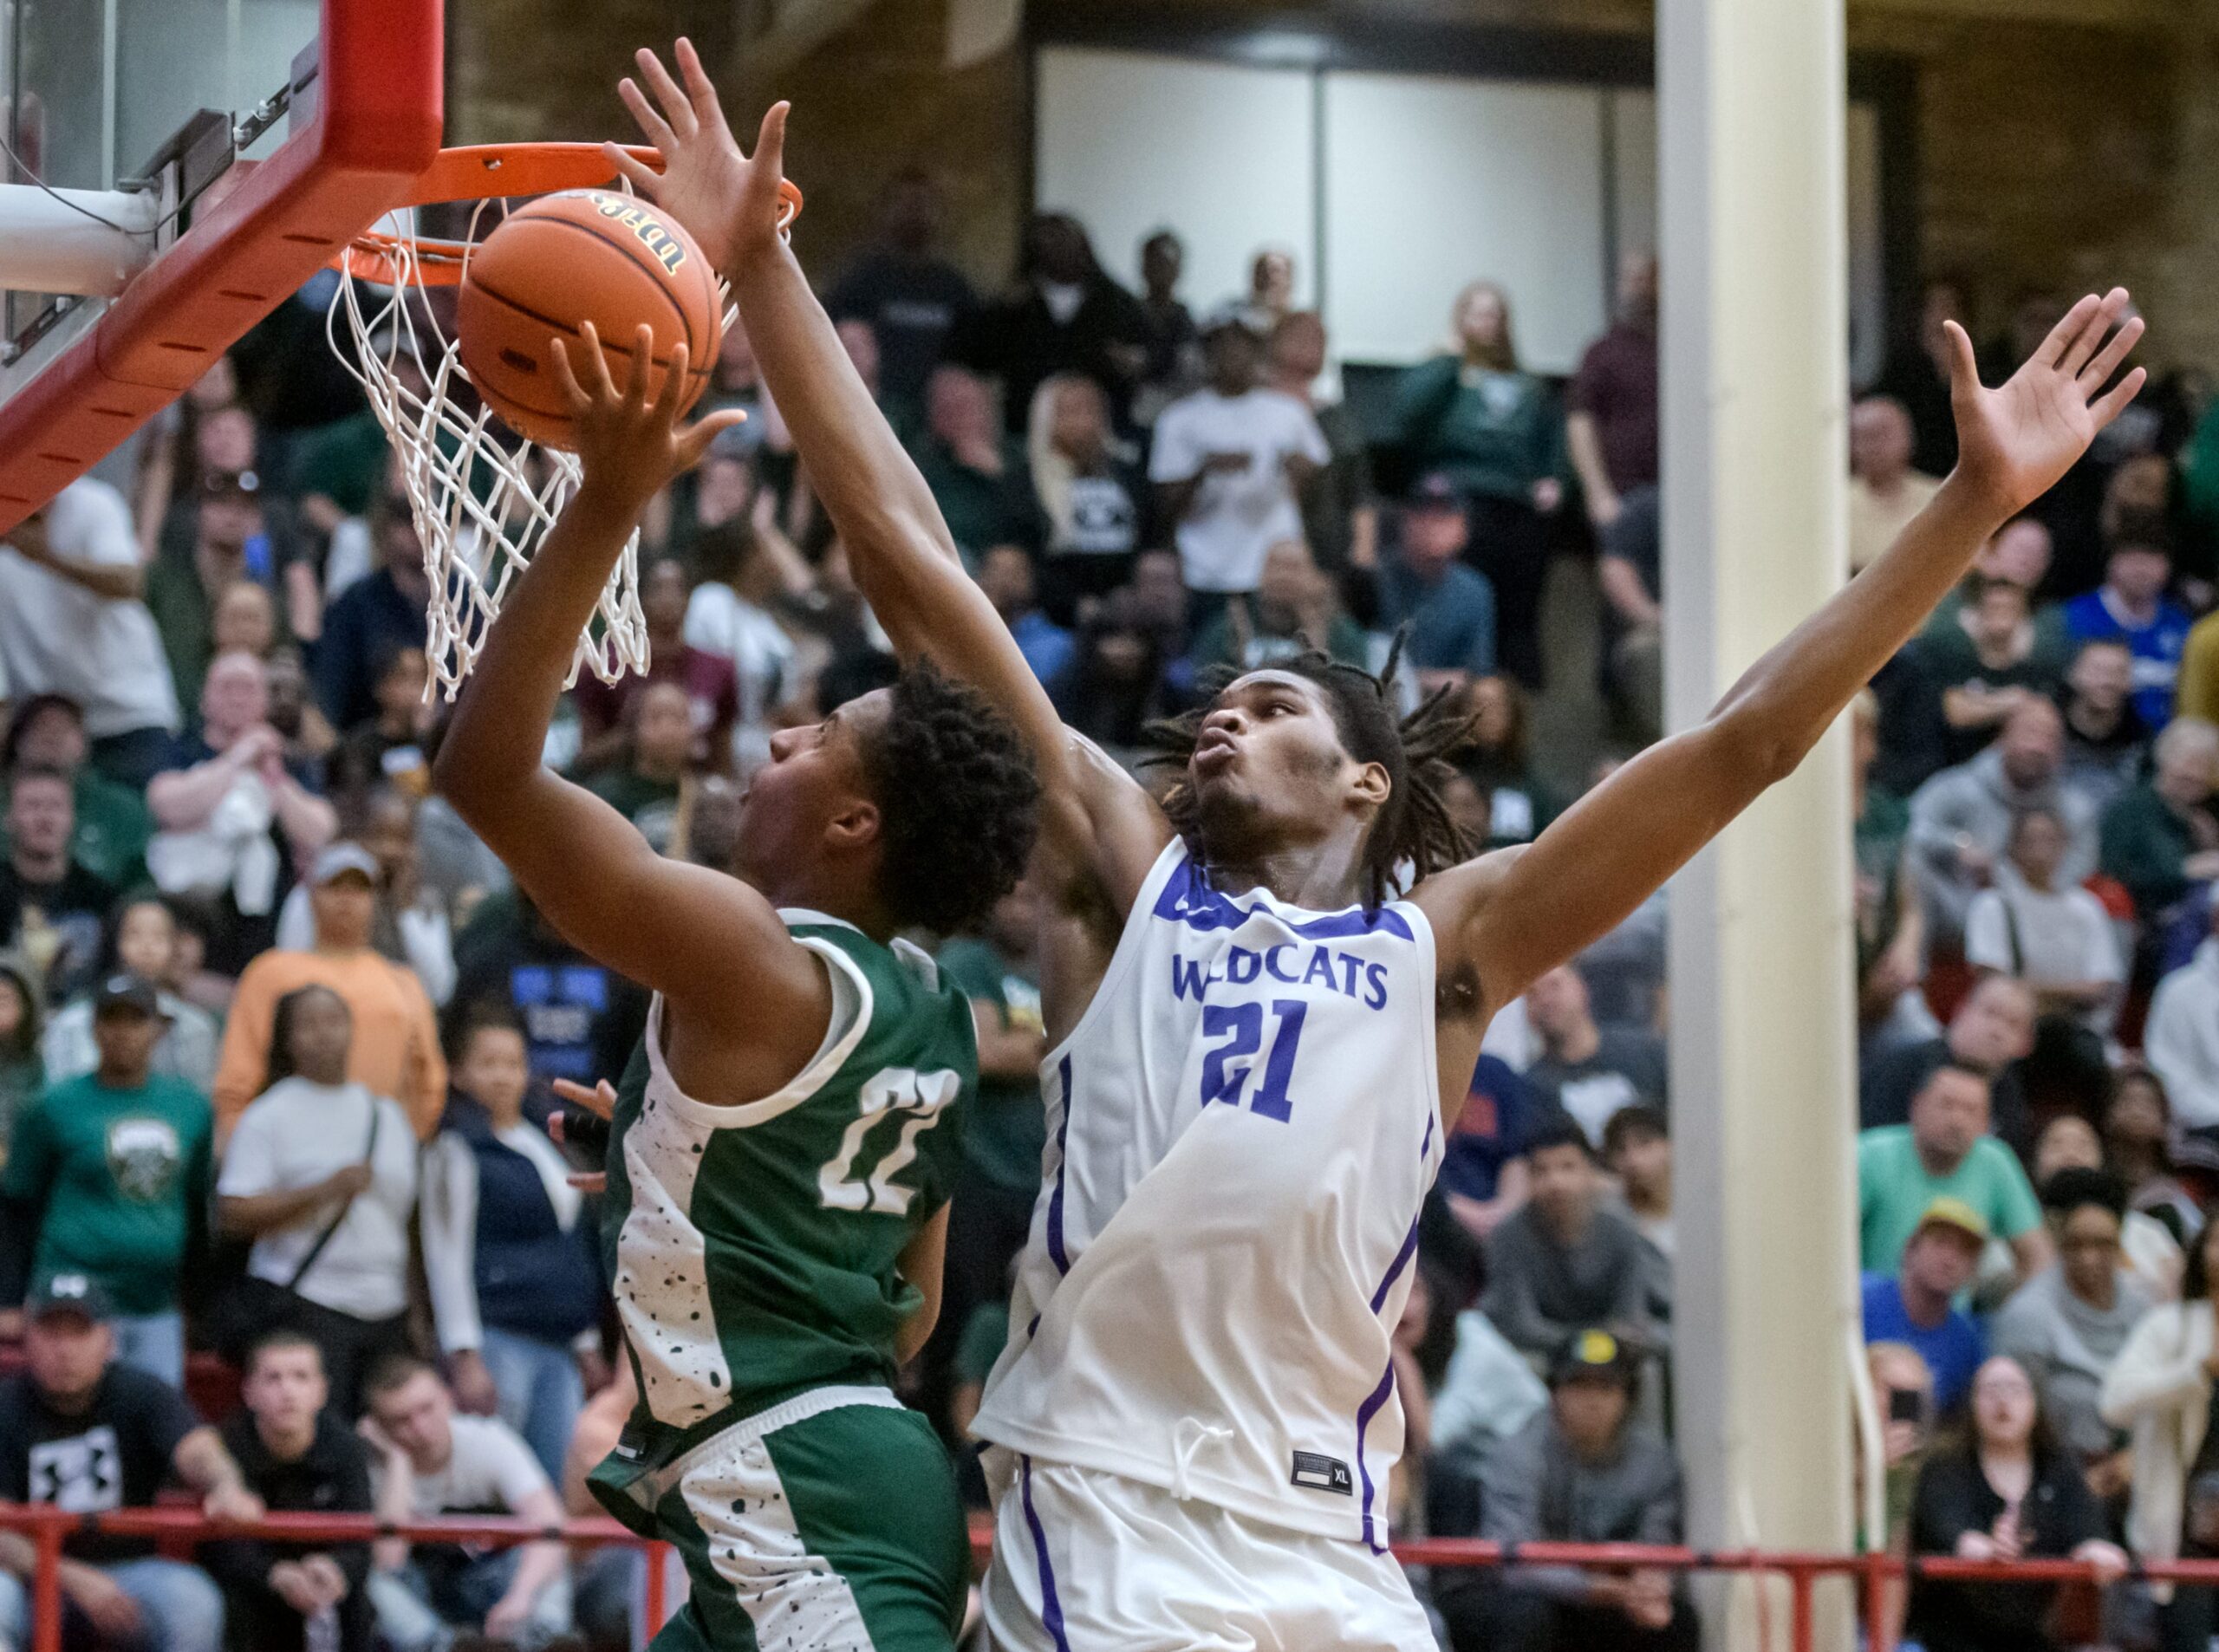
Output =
[
  {"x1": 860, "y1": 660, "x2": 1043, "y2": 934},
  {"x1": 1142, "y1": 637, "x2": 1478, "y2": 910}
]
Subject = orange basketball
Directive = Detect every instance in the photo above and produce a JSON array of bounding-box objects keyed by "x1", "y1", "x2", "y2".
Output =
[{"x1": 456, "y1": 190, "x2": 723, "y2": 451}]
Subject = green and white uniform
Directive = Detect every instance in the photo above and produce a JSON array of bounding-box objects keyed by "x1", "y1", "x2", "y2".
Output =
[{"x1": 589, "y1": 913, "x2": 975, "y2": 1652}]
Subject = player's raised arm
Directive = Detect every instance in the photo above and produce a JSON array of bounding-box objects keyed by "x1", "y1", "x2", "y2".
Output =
[
  {"x1": 604, "y1": 41, "x2": 1171, "y2": 919},
  {"x1": 433, "y1": 328, "x2": 825, "y2": 1031},
  {"x1": 1417, "y1": 289, "x2": 2146, "y2": 1008}
]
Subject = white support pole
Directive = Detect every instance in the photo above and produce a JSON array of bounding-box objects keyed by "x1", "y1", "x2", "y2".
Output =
[
  {"x1": 1658, "y1": 0, "x2": 1855, "y2": 1649},
  {"x1": 0, "y1": 183, "x2": 158, "y2": 297}
]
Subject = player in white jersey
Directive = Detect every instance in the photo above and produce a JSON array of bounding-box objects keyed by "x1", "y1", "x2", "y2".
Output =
[{"x1": 609, "y1": 58, "x2": 2147, "y2": 1649}]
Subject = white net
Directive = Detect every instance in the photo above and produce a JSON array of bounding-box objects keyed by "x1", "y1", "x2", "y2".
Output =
[{"x1": 327, "y1": 201, "x2": 648, "y2": 699}]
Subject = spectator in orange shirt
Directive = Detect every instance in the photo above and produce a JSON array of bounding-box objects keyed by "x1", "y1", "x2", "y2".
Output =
[{"x1": 211, "y1": 844, "x2": 446, "y2": 1140}]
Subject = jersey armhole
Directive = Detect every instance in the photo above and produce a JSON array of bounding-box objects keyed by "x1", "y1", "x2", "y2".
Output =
[
  {"x1": 1037, "y1": 836, "x2": 1190, "y2": 1074},
  {"x1": 641, "y1": 941, "x2": 875, "y2": 1131}
]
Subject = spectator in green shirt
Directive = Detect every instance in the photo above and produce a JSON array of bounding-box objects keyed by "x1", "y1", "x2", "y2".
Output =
[
  {"x1": 1, "y1": 693, "x2": 153, "y2": 889},
  {"x1": 1383, "y1": 281, "x2": 1566, "y2": 686},
  {"x1": 1188, "y1": 541, "x2": 1370, "y2": 677},
  {"x1": 0, "y1": 974, "x2": 213, "y2": 1386},
  {"x1": 2098, "y1": 715, "x2": 2219, "y2": 926},
  {"x1": 583, "y1": 680, "x2": 693, "y2": 856},
  {"x1": 1859, "y1": 1061, "x2": 2049, "y2": 1283},
  {"x1": 928, "y1": 883, "x2": 1047, "y2": 1435}
]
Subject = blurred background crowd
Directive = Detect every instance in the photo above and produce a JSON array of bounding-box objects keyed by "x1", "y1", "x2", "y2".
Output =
[{"x1": 6, "y1": 169, "x2": 2219, "y2": 1652}]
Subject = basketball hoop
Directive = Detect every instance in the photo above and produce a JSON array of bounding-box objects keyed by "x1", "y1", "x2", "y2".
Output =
[{"x1": 327, "y1": 143, "x2": 802, "y2": 697}]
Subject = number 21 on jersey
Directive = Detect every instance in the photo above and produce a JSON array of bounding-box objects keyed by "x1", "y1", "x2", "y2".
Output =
[
  {"x1": 1201, "y1": 998, "x2": 1307, "y2": 1122},
  {"x1": 817, "y1": 1066, "x2": 958, "y2": 1214}
]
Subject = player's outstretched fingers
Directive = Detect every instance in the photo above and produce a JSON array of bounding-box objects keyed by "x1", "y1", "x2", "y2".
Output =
[
  {"x1": 655, "y1": 341, "x2": 691, "y2": 425},
  {"x1": 2059, "y1": 289, "x2": 2129, "y2": 380},
  {"x1": 602, "y1": 140, "x2": 660, "y2": 198},
  {"x1": 2032, "y1": 293, "x2": 2102, "y2": 371},
  {"x1": 2079, "y1": 311, "x2": 2144, "y2": 395},
  {"x1": 615, "y1": 77, "x2": 678, "y2": 156},
  {"x1": 673, "y1": 38, "x2": 733, "y2": 140},
  {"x1": 552, "y1": 1076, "x2": 620, "y2": 1119},
  {"x1": 634, "y1": 49, "x2": 700, "y2": 140},
  {"x1": 623, "y1": 324, "x2": 655, "y2": 406},
  {"x1": 2091, "y1": 365, "x2": 2149, "y2": 431},
  {"x1": 548, "y1": 335, "x2": 595, "y2": 415}
]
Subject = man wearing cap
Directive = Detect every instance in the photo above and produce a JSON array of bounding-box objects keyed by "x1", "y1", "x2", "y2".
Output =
[
  {"x1": 1858, "y1": 1059, "x2": 2049, "y2": 1282},
  {"x1": 1860, "y1": 1197, "x2": 1989, "y2": 1412},
  {"x1": 0, "y1": 1275, "x2": 263, "y2": 1652},
  {"x1": 1436, "y1": 1327, "x2": 1695, "y2": 1652},
  {"x1": 211, "y1": 842, "x2": 446, "y2": 1141},
  {"x1": 1375, "y1": 473, "x2": 1500, "y2": 693},
  {"x1": 1149, "y1": 309, "x2": 1329, "y2": 622},
  {"x1": 0, "y1": 975, "x2": 211, "y2": 1385}
]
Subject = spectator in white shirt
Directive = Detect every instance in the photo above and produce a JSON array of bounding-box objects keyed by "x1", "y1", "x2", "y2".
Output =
[
  {"x1": 2146, "y1": 901, "x2": 2219, "y2": 1133},
  {"x1": 359, "y1": 1356, "x2": 571, "y2": 1652},
  {"x1": 681, "y1": 518, "x2": 808, "y2": 777},
  {"x1": 0, "y1": 480, "x2": 181, "y2": 787},
  {"x1": 1964, "y1": 806, "x2": 2125, "y2": 1034},
  {"x1": 1149, "y1": 310, "x2": 1329, "y2": 621},
  {"x1": 215, "y1": 985, "x2": 419, "y2": 1415},
  {"x1": 1849, "y1": 394, "x2": 1943, "y2": 576}
]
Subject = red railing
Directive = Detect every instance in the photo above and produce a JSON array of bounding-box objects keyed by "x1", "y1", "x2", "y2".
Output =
[{"x1": 3, "y1": 1505, "x2": 2209, "y2": 1652}]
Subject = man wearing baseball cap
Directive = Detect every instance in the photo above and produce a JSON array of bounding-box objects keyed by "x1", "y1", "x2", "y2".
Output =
[
  {"x1": 211, "y1": 842, "x2": 446, "y2": 1140},
  {"x1": 1376, "y1": 473, "x2": 1500, "y2": 691},
  {"x1": 1861, "y1": 1196, "x2": 1989, "y2": 1412},
  {"x1": 1436, "y1": 1326, "x2": 1695, "y2": 1652},
  {"x1": 0, "y1": 973, "x2": 211, "y2": 1386},
  {"x1": 0, "y1": 1275, "x2": 263, "y2": 1652}
]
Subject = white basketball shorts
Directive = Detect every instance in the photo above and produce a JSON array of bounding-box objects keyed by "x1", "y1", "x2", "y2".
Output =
[{"x1": 981, "y1": 1452, "x2": 1436, "y2": 1652}]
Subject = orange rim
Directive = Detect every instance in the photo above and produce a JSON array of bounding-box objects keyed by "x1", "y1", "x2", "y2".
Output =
[{"x1": 336, "y1": 142, "x2": 804, "y2": 285}]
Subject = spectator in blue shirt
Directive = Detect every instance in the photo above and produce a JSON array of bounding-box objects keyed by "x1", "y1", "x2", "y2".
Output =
[
  {"x1": 1861, "y1": 1197, "x2": 1988, "y2": 1412},
  {"x1": 976, "y1": 545, "x2": 1074, "y2": 691},
  {"x1": 2060, "y1": 524, "x2": 2190, "y2": 728},
  {"x1": 1377, "y1": 473, "x2": 1497, "y2": 691},
  {"x1": 316, "y1": 468, "x2": 431, "y2": 731}
]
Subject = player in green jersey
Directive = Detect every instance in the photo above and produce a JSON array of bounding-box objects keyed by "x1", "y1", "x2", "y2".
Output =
[{"x1": 433, "y1": 296, "x2": 1041, "y2": 1646}]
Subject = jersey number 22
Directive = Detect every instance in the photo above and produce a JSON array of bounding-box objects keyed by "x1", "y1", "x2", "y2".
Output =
[{"x1": 817, "y1": 1067, "x2": 959, "y2": 1214}]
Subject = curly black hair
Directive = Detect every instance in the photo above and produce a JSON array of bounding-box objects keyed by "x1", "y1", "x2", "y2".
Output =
[
  {"x1": 1142, "y1": 641, "x2": 1477, "y2": 909},
  {"x1": 857, "y1": 660, "x2": 1042, "y2": 934}
]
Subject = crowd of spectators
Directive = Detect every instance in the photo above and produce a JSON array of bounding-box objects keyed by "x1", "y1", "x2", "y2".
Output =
[{"x1": 2, "y1": 169, "x2": 2218, "y2": 1652}]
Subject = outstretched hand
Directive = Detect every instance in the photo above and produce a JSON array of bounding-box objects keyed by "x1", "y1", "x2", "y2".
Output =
[
  {"x1": 1946, "y1": 287, "x2": 2144, "y2": 521},
  {"x1": 606, "y1": 39, "x2": 792, "y2": 276},
  {"x1": 550, "y1": 324, "x2": 745, "y2": 512}
]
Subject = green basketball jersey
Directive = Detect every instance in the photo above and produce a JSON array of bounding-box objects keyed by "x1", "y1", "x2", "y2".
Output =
[{"x1": 594, "y1": 915, "x2": 974, "y2": 1471}]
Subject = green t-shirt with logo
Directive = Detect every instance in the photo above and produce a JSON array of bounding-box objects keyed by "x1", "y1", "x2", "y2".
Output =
[
  {"x1": 934, "y1": 936, "x2": 1045, "y2": 1194},
  {"x1": 1, "y1": 1072, "x2": 212, "y2": 1314}
]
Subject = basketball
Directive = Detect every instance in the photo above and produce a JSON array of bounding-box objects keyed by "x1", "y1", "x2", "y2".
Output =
[{"x1": 456, "y1": 189, "x2": 722, "y2": 451}]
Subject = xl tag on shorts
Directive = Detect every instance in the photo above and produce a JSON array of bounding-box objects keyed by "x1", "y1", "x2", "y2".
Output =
[{"x1": 1291, "y1": 1451, "x2": 1354, "y2": 1495}]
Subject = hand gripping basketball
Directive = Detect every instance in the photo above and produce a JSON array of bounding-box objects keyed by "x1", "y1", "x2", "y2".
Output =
[
  {"x1": 604, "y1": 38, "x2": 795, "y2": 277},
  {"x1": 548, "y1": 322, "x2": 748, "y2": 509}
]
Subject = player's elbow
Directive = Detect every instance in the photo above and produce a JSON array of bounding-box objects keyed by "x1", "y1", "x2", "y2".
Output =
[{"x1": 1703, "y1": 705, "x2": 1806, "y2": 797}]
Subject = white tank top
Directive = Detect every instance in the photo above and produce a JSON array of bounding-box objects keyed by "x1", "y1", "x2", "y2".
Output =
[{"x1": 973, "y1": 841, "x2": 1443, "y2": 1547}]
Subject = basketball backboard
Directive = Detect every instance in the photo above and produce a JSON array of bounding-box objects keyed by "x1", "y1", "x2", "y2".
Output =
[{"x1": 0, "y1": 0, "x2": 441, "y2": 532}]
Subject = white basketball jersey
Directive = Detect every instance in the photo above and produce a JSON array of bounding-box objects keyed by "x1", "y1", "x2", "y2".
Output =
[{"x1": 973, "y1": 841, "x2": 1443, "y2": 1548}]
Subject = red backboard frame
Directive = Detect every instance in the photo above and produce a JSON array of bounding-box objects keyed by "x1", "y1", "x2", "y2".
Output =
[{"x1": 0, "y1": 0, "x2": 442, "y2": 534}]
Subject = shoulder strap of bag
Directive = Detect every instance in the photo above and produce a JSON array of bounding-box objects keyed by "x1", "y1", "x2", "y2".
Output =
[{"x1": 286, "y1": 1094, "x2": 383, "y2": 1291}]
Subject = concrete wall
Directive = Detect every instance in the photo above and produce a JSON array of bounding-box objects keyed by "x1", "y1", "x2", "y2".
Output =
[{"x1": 447, "y1": 0, "x2": 2216, "y2": 366}]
